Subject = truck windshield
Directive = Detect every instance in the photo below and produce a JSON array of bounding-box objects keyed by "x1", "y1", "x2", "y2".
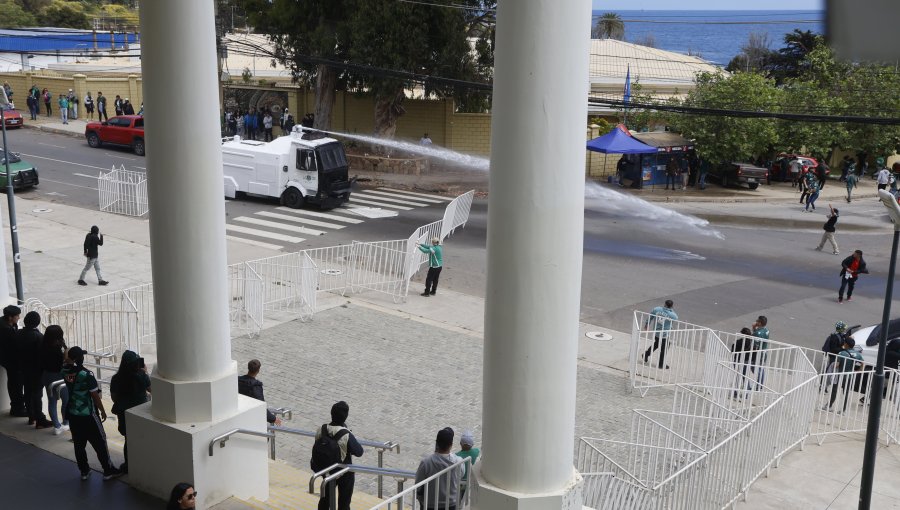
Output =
[{"x1": 316, "y1": 143, "x2": 348, "y2": 172}]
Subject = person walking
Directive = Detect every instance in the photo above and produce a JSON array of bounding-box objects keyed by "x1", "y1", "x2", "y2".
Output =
[
  {"x1": 838, "y1": 250, "x2": 868, "y2": 303},
  {"x1": 804, "y1": 169, "x2": 820, "y2": 211},
  {"x1": 57, "y1": 94, "x2": 69, "y2": 124},
  {"x1": 42, "y1": 88, "x2": 52, "y2": 117},
  {"x1": 39, "y1": 325, "x2": 69, "y2": 435},
  {"x1": 17, "y1": 311, "x2": 53, "y2": 429},
  {"x1": 83, "y1": 92, "x2": 94, "y2": 120},
  {"x1": 846, "y1": 171, "x2": 858, "y2": 203},
  {"x1": 642, "y1": 300, "x2": 678, "y2": 369},
  {"x1": 751, "y1": 316, "x2": 770, "y2": 388},
  {"x1": 110, "y1": 350, "x2": 150, "y2": 473},
  {"x1": 815, "y1": 205, "x2": 840, "y2": 255},
  {"x1": 97, "y1": 91, "x2": 108, "y2": 122},
  {"x1": 78, "y1": 225, "x2": 109, "y2": 286},
  {"x1": 419, "y1": 237, "x2": 443, "y2": 296},
  {"x1": 237, "y1": 359, "x2": 281, "y2": 425},
  {"x1": 0, "y1": 304, "x2": 25, "y2": 417},
  {"x1": 876, "y1": 163, "x2": 891, "y2": 191},
  {"x1": 62, "y1": 346, "x2": 122, "y2": 481},
  {"x1": 313, "y1": 401, "x2": 364, "y2": 510}
]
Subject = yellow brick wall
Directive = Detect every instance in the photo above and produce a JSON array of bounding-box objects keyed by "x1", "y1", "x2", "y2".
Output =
[{"x1": 447, "y1": 112, "x2": 491, "y2": 155}]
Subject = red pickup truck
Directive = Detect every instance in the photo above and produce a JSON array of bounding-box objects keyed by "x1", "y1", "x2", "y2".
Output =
[{"x1": 85, "y1": 115, "x2": 145, "y2": 156}]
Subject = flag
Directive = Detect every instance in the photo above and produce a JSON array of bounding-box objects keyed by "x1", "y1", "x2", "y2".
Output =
[{"x1": 623, "y1": 64, "x2": 631, "y2": 107}]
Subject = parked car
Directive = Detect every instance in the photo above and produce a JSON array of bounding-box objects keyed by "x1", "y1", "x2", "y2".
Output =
[
  {"x1": 707, "y1": 162, "x2": 768, "y2": 190},
  {"x1": 770, "y1": 154, "x2": 828, "y2": 182},
  {"x1": 85, "y1": 115, "x2": 145, "y2": 156},
  {"x1": 849, "y1": 319, "x2": 900, "y2": 364},
  {"x1": 0, "y1": 104, "x2": 23, "y2": 129},
  {"x1": 0, "y1": 148, "x2": 39, "y2": 189}
]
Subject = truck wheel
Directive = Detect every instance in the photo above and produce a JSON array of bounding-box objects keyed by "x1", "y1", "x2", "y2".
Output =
[
  {"x1": 87, "y1": 132, "x2": 101, "y2": 148},
  {"x1": 281, "y1": 188, "x2": 304, "y2": 209},
  {"x1": 749, "y1": 183, "x2": 759, "y2": 190},
  {"x1": 133, "y1": 138, "x2": 145, "y2": 156}
]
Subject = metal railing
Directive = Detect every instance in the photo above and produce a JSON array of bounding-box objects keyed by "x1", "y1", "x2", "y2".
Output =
[
  {"x1": 588, "y1": 310, "x2": 900, "y2": 508},
  {"x1": 366, "y1": 457, "x2": 471, "y2": 510},
  {"x1": 208, "y1": 428, "x2": 275, "y2": 457},
  {"x1": 309, "y1": 463, "x2": 417, "y2": 510},
  {"x1": 267, "y1": 424, "x2": 401, "y2": 498},
  {"x1": 98, "y1": 165, "x2": 149, "y2": 217}
]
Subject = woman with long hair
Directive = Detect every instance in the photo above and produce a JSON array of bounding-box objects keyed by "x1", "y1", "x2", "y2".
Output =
[
  {"x1": 39, "y1": 325, "x2": 68, "y2": 434},
  {"x1": 166, "y1": 483, "x2": 197, "y2": 510},
  {"x1": 109, "y1": 349, "x2": 150, "y2": 474}
]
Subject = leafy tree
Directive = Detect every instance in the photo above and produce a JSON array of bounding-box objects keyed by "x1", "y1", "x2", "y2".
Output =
[
  {"x1": 17, "y1": 0, "x2": 51, "y2": 11},
  {"x1": 1, "y1": 0, "x2": 38, "y2": 27},
  {"x1": 765, "y1": 29, "x2": 825, "y2": 84},
  {"x1": 38, "y1": 0, "x2": 90, "y2": 29},
  {"x1": 669, "y1": 72, "x2": 783, "y2": 164},
  {"x1": 726, "y1": 32, "x2": 776, "y2": 74},
  {"x1": 592, "y1": 12, "x2": 624, "y2": 40}
]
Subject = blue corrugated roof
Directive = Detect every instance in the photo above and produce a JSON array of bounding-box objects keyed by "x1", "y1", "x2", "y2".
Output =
[{"x1": 0, "y1": 28, "x2": 139, "y2": 52}]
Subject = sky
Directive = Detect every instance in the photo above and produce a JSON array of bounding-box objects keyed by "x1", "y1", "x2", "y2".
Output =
[{"x1": 592, "y1": 0, "x2": 823, "y2": 9}]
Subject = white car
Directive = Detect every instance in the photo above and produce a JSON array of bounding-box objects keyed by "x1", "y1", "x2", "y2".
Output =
[{"x1": 848, "y1": 319, "x2": 900, "y2": 364}]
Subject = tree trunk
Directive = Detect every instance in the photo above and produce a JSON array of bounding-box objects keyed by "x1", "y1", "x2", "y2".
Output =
[
  {"x1": 373, "y1": 87, "x2": 406, "y2": 141},
  {"x1": 313, "y1": 64, "x2": 336, "y2": 131}
]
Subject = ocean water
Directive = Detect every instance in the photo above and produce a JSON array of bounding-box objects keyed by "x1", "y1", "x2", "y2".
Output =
[{"x1": 592, "y1": 10, "x2": 826, "y2": 66}]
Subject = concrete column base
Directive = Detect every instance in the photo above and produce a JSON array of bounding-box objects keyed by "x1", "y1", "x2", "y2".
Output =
[
  {"x1": 471, "y1": 465, "x2": 584, "y2": 510},
  {"x1": 151, "y1": 361, "x2": 238, "y2": 423},
  {"x1": 126, "y1": 395, "x2": 270, "y2": 509}
]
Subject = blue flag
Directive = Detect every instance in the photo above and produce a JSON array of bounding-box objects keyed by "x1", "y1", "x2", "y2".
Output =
[{"x1": 623, "y1": 64, "x2": 631, "y2": 107}]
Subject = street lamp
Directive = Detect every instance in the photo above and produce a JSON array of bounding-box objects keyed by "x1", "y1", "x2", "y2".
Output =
[
  {"x1": 0, "y1": 88, "x2": 24, "y2": 304},
  {"x1": 859, "y1": 189, "x2": 900, "y2": 509}
]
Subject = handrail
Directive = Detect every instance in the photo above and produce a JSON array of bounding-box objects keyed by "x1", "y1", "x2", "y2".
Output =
[
  {"x1": 208, "y1": 428, "x2": 274, "y2": 457},
  {"x1": 267, "y1": 425, "x2": 401, "y2": 497},
  {"x1": 271, "y1": 407, "x2": 293, "y2": 421},
  {"x1": 308, "y1": 463, "x2": 417, "y2": 510},
  {"x1": 368, "y1": 457, "x2": 471, "y2": 510}
]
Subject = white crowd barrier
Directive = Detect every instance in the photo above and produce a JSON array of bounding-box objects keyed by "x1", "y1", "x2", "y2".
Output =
[
  {"x1": 98, "y1": 165, "x2": 149, "y2": 217},
  {"x1": 580, "y1": 311, "x2": 900, "y2": 509}
]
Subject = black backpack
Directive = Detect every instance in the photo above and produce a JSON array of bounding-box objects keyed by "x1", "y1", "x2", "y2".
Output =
[{"x1": 310, "y1": 424, "x2": 349, "y2": 472}]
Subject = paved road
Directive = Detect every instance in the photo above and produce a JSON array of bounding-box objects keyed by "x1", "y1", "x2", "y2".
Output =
[{"x1": 8, "y1": 128, "x2": 900, "y2": 353}]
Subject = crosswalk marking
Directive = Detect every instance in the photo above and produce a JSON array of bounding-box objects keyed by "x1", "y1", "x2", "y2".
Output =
[
  {"x1": 363, "y1": 189, "x2": 444, "y2": 204},
  {"x1": 274, "y1": 207, "x2": 364, "y2": 224},
  {"x1": 378, "y1": 187, "x2": 453, "y2": 201},
  {"x1": 256, "y1": 211, "x2": 346, "y2": 229},
  {"x1": 234, "y1": 216, "x2": 327, "y2": 236},
  {"x1": 226, "y1": 224, "x2": 306, "y2": 243},
  {"x1": 352, "y1": 192, "x2": 432, "y2": 207},
  {"x1": 226, "y1": 235, "x2": 283, "y2": 251},
  {"x1": 348, "y1": 197, "x2": 413, "y2": 210}
]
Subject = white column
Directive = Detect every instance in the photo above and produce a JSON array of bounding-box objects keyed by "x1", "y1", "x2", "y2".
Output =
[
  {"x1": 0, "y1": 192, "x2": 10, "y2": 411},
  {"x1": 128, "y1": 1, "x2": 268, "y2": 507},
  {"x1": 473, "y1": 0, "x2": 591, "y2": 508}
]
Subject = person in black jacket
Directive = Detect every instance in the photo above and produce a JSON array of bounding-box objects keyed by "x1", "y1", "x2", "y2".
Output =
[
  {"x1": 0, "y1": 305, "x2": 25, "y2": 416},
  {"x1": 78, "y1": 225, "x2": 108, "y2": 286},
  {"x1": 237, "y1": 359, "x2": 281, "y2": 425},
  {"x1": 316, "y1": 401, "x2": 364, "y2": 510},
  {"x1": 815, "y1": 205, "x2": 839, "y2": 255},
  {"x1": 40, "y1": 325, "x2": 68, "y2": 433},
  {"x1": 839, "y1": 250, "x2": 868, "y2": 303},
  {"x1": 110, "y1": 350, "x2": 150, "y2": 473},
  {"x1": 17, "y1": 311, "x2": 52, "y2": 428}
]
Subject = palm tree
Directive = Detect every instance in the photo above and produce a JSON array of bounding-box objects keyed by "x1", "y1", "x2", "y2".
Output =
[{"x1": 592, "y1": 12, "x2": 624, "y2": 40}]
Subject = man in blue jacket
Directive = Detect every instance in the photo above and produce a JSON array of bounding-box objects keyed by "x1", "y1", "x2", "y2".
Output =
[
  {"x1": 642, "y1": 300, "x2": 678, "y2": 369},
  {"x1": 419, "y1": 237, "x2": 443, "y2": 297}
]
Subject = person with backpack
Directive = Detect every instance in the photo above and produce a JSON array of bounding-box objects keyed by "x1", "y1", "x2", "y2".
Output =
[
  {"x1": 311, "y1": 401, "x2": 364, "y2": 510},
  {"x1": 110, "y1": 350, "x2": 150, "y2": 473},
  {"x1": 822, "y1": 337, "x2": 863, "y2": 414},
  {"x1": 62, "y1": 346, "x2": 122, "y2": 481}
]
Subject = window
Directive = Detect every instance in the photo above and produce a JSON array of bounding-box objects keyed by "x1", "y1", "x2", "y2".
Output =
[
  {"x1": 296, "y1": 149, "x2": 316, "y2": 171},
  {"x1": 316, "y1": 143, "x2": 348, "y2": 172},
  {"x1": 134, "y1": 119, "x2": 143, "y2": 128}
]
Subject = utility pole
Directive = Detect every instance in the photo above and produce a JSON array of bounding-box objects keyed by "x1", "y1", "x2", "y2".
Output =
[{"x1": 0, "y1": 89, "x2": 24, "y2": 304}]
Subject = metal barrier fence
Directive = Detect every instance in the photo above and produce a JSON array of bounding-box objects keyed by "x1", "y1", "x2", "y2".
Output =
[
  {"x1": 350, "y1": 240, "x2": 411, "y2": 303},
  {"x1": 228, "y1": 262, "x2": 265, "y2": 336},
  {"x1": 98, "y1": 165, "x2": 149, "y2": 217},
  {"x1": 366, "y1": 457, "x2": 471, "y2": 510},
  {"x1": 580, "y1": 310, "x2": 900, "y2": 509}
]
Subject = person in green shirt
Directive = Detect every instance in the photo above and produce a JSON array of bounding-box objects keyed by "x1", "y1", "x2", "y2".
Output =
[
  {"x1": 63, "y1": 346, "x2": 122, "y2": 481},
  {"x1": 456, "y1": 430, "x2": 479, "y2": 494},
  {"x1": 418, "y1": 237, "x2": 443, "y2": 297},
  {"x1": 58, "y1": 94, "x2": 69, "y2": 124}
]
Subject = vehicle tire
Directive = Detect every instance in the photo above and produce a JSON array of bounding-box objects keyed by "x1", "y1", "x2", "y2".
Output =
[
  {"x1": 748, "y1": 183, "x2": 759, "y2": 190},
  {"x1": 133, "y1": 138, "x2": 145, "y2": 156},
  {"x1": 280, "y1": 187, "x2": 304, "y2": 209},
  {"x1": 86, "y1": 132, "x2": 101, "y2": 148},
  {"x1": 721, "y1": 174, "x2": 728, "y2": 188}
]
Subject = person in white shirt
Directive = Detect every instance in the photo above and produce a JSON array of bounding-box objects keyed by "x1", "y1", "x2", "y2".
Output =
[
  {"x1": 419, "y1": 133, "x2": 433, "y2": 146},
  {"x1": 876, "y1": 162, "x2": 891, "y2": 191},
  {"x1": 416, "y1": 427, "x2": 466, "y2": 510}
]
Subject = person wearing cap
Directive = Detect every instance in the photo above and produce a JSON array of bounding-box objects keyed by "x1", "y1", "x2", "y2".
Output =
[
  {"x1": 0, "y1": 304, "x2": 25, "y2": 416},
  {"x1": 79, "y1": 225, "x2": 109, "y2": 286},
  {"x1": 455, "y1": 430, "x2": 479, "y2": 496},
  {"x1": 822, "y1": 337, "x2": 863, "y2": 414},
  {"x1": 315, "y1": 401, "x2": 363, "y2": 510},
  {"x1": 815, "y1": 205, "x2": 840, "y2": 255},
  {"x1": 16, "y1": 311, "x2": 53, "y2": 428},
  {"x1": 123, "y1": 98, "x2": 135, "y2": 116},
  {"x1": 418, "y1": 237, "x2": 443, "y2": 297},
  {"x1": 416, "y1": 427, "x2": 465, "y2": 510},
  {"x1": 822, "y1": 321, "x2": 849, "y2": 368},
  {"x1": 63, "y1": 346, "x2": 122, "y2": 481}
]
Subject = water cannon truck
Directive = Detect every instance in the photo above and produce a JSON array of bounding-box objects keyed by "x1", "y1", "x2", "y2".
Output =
[{"x1": 221, "y1": 125, "x2": 353, "y2": 209}]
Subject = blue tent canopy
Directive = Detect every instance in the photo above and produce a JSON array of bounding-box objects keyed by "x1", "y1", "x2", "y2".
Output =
[{"x1": 586, "y1": 127, "x2": 657, "y2": 154}]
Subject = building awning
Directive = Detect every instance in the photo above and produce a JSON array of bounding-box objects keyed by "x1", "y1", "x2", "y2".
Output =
[{"x1": 632, "y1": 132, "x2": 695, "y2": 153}]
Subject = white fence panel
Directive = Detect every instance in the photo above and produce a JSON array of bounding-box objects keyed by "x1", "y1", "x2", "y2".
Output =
[{"x1": 98, "y1": 165, "x2": 149, "y2": 217}]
